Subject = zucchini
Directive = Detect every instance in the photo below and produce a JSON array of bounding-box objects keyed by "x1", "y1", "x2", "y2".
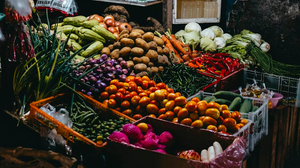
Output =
[
  {"x1": 214, "y1": 91, "x2": 243, "y2": 101},
  {"x1": 203, "y1": 96, "x2": 216, "y2": 102},
  {"x1": 251, "y1": 105, "x2": 259, "y2": 112},
  {"x1": 214, "y1": 99, "x2": 232, "y2": 105},
  {"x1": 228, "y1": 97, "x2": 242, "y2": 111},
  {"x1": 239, "y1": 99, "x2": 252, "y2": 113}
]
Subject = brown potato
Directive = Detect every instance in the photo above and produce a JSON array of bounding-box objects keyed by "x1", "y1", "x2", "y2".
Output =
[
  {"x1": 136, "y1": 71, "x2": 148, "y2": 77},
  {"x1": 129, "y1": 32, "x2": 142, "y2": 40},
  {"x1": 153, "y1": 36, "x2": 164, "y2": 46},
  {"x1": 108, "y1": 44, "x2": 114, "y2": 51},
  {"x1": 150, "y1": 67, "x2": 159, "y2": 74},
  {"x1": 119, "y1": 33, "x2": 129, "y2": 40},
  {"x1": 142, "y1": 32, "x2": 154, "y2": 42},
  {"x1": 113, "y1": 41, "x2": 121, "y2": 49},
  {"x1": 134, "y1": 63, "x2": 148, "y2": 72},
  {"x1": 120, "y1": 47, "x2": 131, "y2": 57},
  {"x1": 162, "y1": 47, "x2": 170, "y2": 55},
  {"x1": 141, "y1": 56, "x2": 150, "y2": 64},
  {"x1": 119, "y1": 29, "x2": 130, "y2": 36},
  {"x1": 110, "y1": 49, "x2": 120, "y2": 59},
  {"x1": 135, "y1": 38, "x2": 149, "y2": 51},
  {"x1": 133, "y1": 57, "x2": 142, "y2": 64},
  {"x1": 101, "y1": 47, "x2": 110, "y2": 55},
  {"x1": 120, "y1": 38, "x2": 135, "y2": 47},
  {"x1": 131, "y1": 29, "x2": 145, "y2": 35},
  {"x1": 158, "y1": 66, "x2": 164, "y2": 72},
  {"x1": 157, "y1": 46, "x2": 163, "y2": 54},
  {"x1": 146, "y1": 49, "x2": 158, "y2": 61},
  {"x1": 148, "y1": 62, "x2": 154, "y2": 67},
  {"x1": 131, "y1": 47, "x2": 144, "y2": 56},
  {"x1": 127, "y1": 60, "x2": 134, "y2": 68},
  {"x1": 148, "y1": 41, "x2": 157, "y2": 50}
]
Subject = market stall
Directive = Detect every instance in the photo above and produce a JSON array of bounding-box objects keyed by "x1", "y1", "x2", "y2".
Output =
[{"x1": 0, "y1": 0, "x2": 300, "y2": 168}]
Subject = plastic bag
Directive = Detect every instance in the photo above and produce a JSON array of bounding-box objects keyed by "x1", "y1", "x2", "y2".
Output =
[
  {"x1": 5, "y1": 0, "x2": 32, "y2": 22},
  {"x1": 35, "y1": 0, "x2": 52, "y2": 10}
]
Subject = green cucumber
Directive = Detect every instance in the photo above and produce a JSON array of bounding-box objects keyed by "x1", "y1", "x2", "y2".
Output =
[
  {"x1": 209, "y1": 97, "x2": 217, "y2": 102},
  {"x1": 204, "y1": 96, "x2": 216, "y2": 102},
  {"x1": 214, "y1": 91, "x2": 243, "y2": 101},
  {"x1": 239, "y1": 99, "x2": 252, "y2": 113},
  {"x1": 214, "y1": 99, "x2": 232, "y2": 105},
  {"x1": 195, "y1": 93, "x2": 203, "y2": 100},
  {"x1": 228, "y1": 97, "x2": 242, "y2": 111},
  {"x1": 251, "y1": 105, "x2": 259, "y2": 112}
]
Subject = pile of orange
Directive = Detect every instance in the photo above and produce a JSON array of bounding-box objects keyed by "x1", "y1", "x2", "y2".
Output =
[{"x1": 99, "y1": 76, "x2": 247, "y2": 134}]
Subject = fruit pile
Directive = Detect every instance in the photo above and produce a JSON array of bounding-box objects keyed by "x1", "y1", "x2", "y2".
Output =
[{"x1": 99, "y1": 76, "x2": 247, "y2": 134}]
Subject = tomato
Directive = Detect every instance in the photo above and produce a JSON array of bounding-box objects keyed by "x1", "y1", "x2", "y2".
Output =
[
  {"x1": 160, "y1": 89, "x2": 168, "y2": 97},
  {"x1": 131, "y1": 96, "x2": 141, "y2": 106},
  {"x1": 207, "y1": 102, "x2": 221, "y2": 109},
  {"x1": 158, "y1": 108, "x2": 166, "y2": 115},
  {"x1": 146, "y1": 104, "x2": 159, "y2": 114},
  {"x1": 223, "y1": 118, "x2": 237, "y2": 129},
  {"x1": 165, "y1": 100, "x2": 175, "y2": 111},
  {"x1": 145, "y1": 91, "x2": 152, "y2": 96},
  {"x1": 139, "y1": 96, "x2": 150, "y2": 107},
  {"x1": 175, "y1": 96, "x2": 187, "y2": 106},
  {"x1": 199, "y1": 116, "x2": 205, "y2": 121},
  {"x1": 107, "y1": 85, "x2": 117, "y2": 94},
  {"x1": 148, "y1": 80, "x2": 156, "y2": 87},
  {"x1": 165, "y1": 111, "x2": 175, "y2": 120},
  {"x1": 156, "y1": 82, "x2": 166, "y2": 89},
  {"x1": 123, "y1": 83, "x2": 129, "y2": 90},
  {"x1": 128, "y1": 82, "x2": 137, "y2": 92},
  {"x1": 197, "y1": 101, "x2": 208, "y2": 115},
  {"x1": 133, "y1": 114, "x2": 143, "y2": 120},
  {"x1": 166, "y1": 87, "x2": 174, "y2": 93},
  {"x1": 100, "y1": 91, "x2": 109, "y2": 100},
  {"x1": 231, "y1": 111, "x2": 241, "y2": 122},
  {"x1": 150, "y1": 100, "x2": 160, "y2": 107},
  {"x1": 149, "y1": 87, "x2": 159, "y2": 93},
  {"x1": 175, "y1": 92, "x2": 181, "y2": 97},
  {"x1": 149, "y1": 93, "x2": 155, "y2": 100},
  {"x1": 116, "y1": 82, "x2": 124, "y2": 89},
  {"x1": 154, "y1": 90, "x2": 165, "y2": 101},
  {"x1": 129, "y1": 91, "x2": 138, "y2": 97},
  {"x1": 122, "y1": 109, "x2": 132, "y2": 116},
  {"x1": 240, "y1": 119, "x2": 248, "y2": 125},
  {"x1": 217, "y1": 116, "x2": 224, "y2": 125},
  {"x1": 109, "y1": 94, "x2": 116, "y2": 99},
  {"x1": 134, "y1": 76, "x2": 143, "y2": 86},
  {"x1": 141, "y1": 80, "x2": 149, "y2": 90},
  {"x1": 115, "y1": 92, "x2": 124, "y2": 103},
  {"x1": 205, "y1": 108, "x2": 220, "y2": 119},
  {"x1": 120, "y1": 100, "x2": 130, "y2": 110},
  {"x1": 117, "y1": 88, "x2": 126, "y2": 95},
  {"x1": 158, "y1": 114, "x2": 167, "y2": 120},
  {"x1": 125, "y1": 76, "x2": 135, "y2": 83},
  {"x1": 161, "y1": 99, "x2": 168, "y2": 107},
  {"x1": 103, "y1": 100, "x2": 109, "y2": 106},
  {"x1": 115, "y1": 107, "x2": 121, "y2": 112},
  {"x1": 172, "y1": 117, "x2": 179, "y2": 123},
  {"x1": 123, "y1": 94, "x2": 132, "y2": 102},
  {"x1": 207, "y1": 125, "x2": 218, "y2": 132},
  {"x1": 186, "y1": 101, "x2": 197, "y2": 112},
  {"x1": 148, "y1": 114, "x2": 156, "y2": 118},
  {"x1": 141, "y1": 76, "x2": 150, "y2": 82},
  {"x1": 177, "y1": 108, "x2": 189, "y2": 119},
  {"x1": 173, "y1": 106, "x2": 182, "y2": 115},
  {"x1": 110, "y1": 79, "x2": 119, "y2": 86},
  {"x1": 221, "y1": 110, "x2": 231, "y2": 118},
  {"x1": 218, "y1": 125, "x2": 227, "y2": 132},
  {"x1": 135, "y1": 105, "x2": 144, "y2": 114},
  {"x1": 167, "y1": 93, "x2": 177, "y2": 100},
  {"x1": 108, "y1": 99, "x2": 117, "y2": 108},
  {"x1": 191, "y1": 97, "x2": 200, "y2": 103},
  {"x1": 189, "y1": 111, "x2": 199, "y2": 121},
  {"x1": 191, "y1": 120, "x2": 203, "y2": 128},
  {"x1": 139, "y1": 92, "x2": 148, "y2": 97},
  {"x1": 180, "y1": 118, "x2": 193, "y2": 125},
  {"x1": 219, "y1": 104, "x2": 229, "y2": 111},
  {"x1": 136, "y1": 86, "x2": 144, "y2": 94},
  {"x1": 202, "y1": 116, "x2": 217, "y2": 126},
  {"x1": 236, "y1": 123, "x2": 244, "y2": 129}
]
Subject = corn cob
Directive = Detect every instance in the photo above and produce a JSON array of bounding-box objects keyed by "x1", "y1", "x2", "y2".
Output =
[
  {"x1": 63, "y1": 16, "x2": 87, "y2": 27},
  {"x1": 81, "y1": 41, "x2": 103, "y2": 57},
  {"x1": 82, "y1": 20, "x2": 99, "y2": 29},
  {"x1": 92, "y1": 25, "x2": 116, "y2": 42},
  {"x1": 76, "y1": 27, "x2": 106, "y2": 43}
]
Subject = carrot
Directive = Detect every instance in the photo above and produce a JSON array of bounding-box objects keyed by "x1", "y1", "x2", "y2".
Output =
[
  {"x1": 188, "y1": 62, "x2": 198, "y2": 68},
  {"x1": 182, "y1": 54, "x2": 190, "y2": 62},
  {"x1": 191, "y1": 50, "x2": 199, "y2": 59},
  {"x1": 171, "y1": 34, "x2": 185, "y2": 46},
  {"x1": 167, "y1": 34, "x2": 187, "y2": 55}
]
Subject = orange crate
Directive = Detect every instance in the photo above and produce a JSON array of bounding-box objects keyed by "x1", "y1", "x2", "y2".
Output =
[{"x1": 29, "y1": 92, "x2": 135, "y2": 148}]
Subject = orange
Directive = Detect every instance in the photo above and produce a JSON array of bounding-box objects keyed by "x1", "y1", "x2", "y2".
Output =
[
  {"x1": 191, "y1": 97, "x2": 200, "y2": 103},
  {"x1": 189, "y1": 111, "x2": 199, "y2": 121},
  {"x1": 165, "y1": 100, "x2": 175, "y2": 111},
  {"x1": 131, "y1": 95, "x2": 141, "y2": 106},
  {"x1": 158, "y1": 108, "x2": 166, "y2": 115},
  {"x1": 167, "y1": 93, "x2": 178, "y2": 100},
  {"x1": 148, "y1": 114, "x2": 156, "y2": 118},
  {"x1": 221, "y1": 110, "x2": 231, "y2": 118},
  {"x1": 146, "y1": 104, "x2": 159, "y2": 114},
  {"x1": 110, "y1": 79, "x2": 119, "y2": 86},
  {"x1": 172, "y1": 117, "x2": 179, "y2": 123},
  {"x1": 202, "y1": 116, "x2": 217, "y2": 126},
  {"x1": 155, "y1": 90, "x2": 165, "y2": 101},
  {"x1": 207, "y1": 102, "x2": 221, "y2": 109},
  {"x1": 173, "y1": 106, "x2": 182, "y2": 115},
  {"x1": 175, "y1": 96, "x2": 187, "y2": 106},
  {"x1": 191, "y1": 120, "x2": 203, "y2": 128},
  {"x1": 139, "y1": 96, "x2": 150, "y2": 107},
  {"x1": 177, "y1": 108, "x2": 189, "y2": 119},
  {"x1": 240, "y1": 119, "x2": 248, "y2": 125},
  {"x1": 186, "y1": 101, "x2": 197, "y2": 112},
  {"x1": 205, "y1": 108, "x2": 220, "y2": 119},
  {"x1": 207, "y1": 125, "x2": 218, "y2": 132},
  {"x1": 223, "y1": 118, "x2": 237, "y2": 129},
  {"x1": 180, "y1": 118, "x2": 193, "y2": 125},
  {"x1": 137, "y1": 122, "x2": 148, "y2": 133},
  {"x1": 197, "y1": 101, "x2": 208, "y2": 115},
  {"x1": 218, "y1": 125, "x2": 227, "y2": 132},
  {"x1": 231, "y1": 111, "x2": 241, "y2": 122},
  {"x1": 165, "y1": 111, "x2": 175, "y2": 120},
  {"x1": 108, "y1": 99, "x2": 117, "y2": 108},
  {"x1": 133, "y1": 114, "x2": 143, "y2": 120},
  {"x1": 120, "y1": 100, "x2": 131, "y2": 110}
]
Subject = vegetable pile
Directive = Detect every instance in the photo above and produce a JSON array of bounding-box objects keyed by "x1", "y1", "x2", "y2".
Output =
[{"x1": 154, "y1": 64, "x2": 214, "y2": 97}]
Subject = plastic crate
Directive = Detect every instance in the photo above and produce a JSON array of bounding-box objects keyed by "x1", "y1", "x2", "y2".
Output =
[
  {"x1": 243, "y1": 68, "x2": 300, "y2": 106},
  {"x1": 188, "y1": 91, "x2": 266, "y2": 152},
  {"x1": 29, "y1": 93, "x2": 135, "y2": 149}
]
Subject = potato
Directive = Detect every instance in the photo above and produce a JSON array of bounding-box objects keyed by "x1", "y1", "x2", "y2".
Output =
[
  {"x1": 113, "y1": 41, "x2": 121, "y2": 49},
  {"x1": 127, "y1": 60, "x2": 134, "y2": 68},
  {"x1": 142, "y1": 32, "x2": 154, "y2": 42},
  {"x1": 120, "y1": 33, "x2": 129, "y2": 40},
  {"x1": 157, "y1": 55, "x2": 170, "y2": 65},
  {"x1": 147, "y1": 67, "x2": 151, "y2": 73},
  {"x1": 153, "y1": 36, "x2": 164, "y2": 46},
  {"x1": 158, "y1": 66, "x2": 164, "y2": 72},
  {"x1": 148, "y1": 41, "x2": 157, "y2": 50},
  {"x1": 119, "y1": 29, "x2": 130, "y2": 36},
  {"x1": 146, "y1": 49, "x2": 158, "y2": 61},
  {"x1": 129, "y1": 32, "x2": 142, "y2": 40},
  {"x1": 156, "y1": 46, "x2": 163, "y2": 54},
  {"x1": 134, "y1": 63, "x2": 148, "y2": 72},
  {"x1": 120, "y1": 38, "x2": 135, "y2": 47},
  {"x1": 141, "y1": 56, "x2": 150, "y2": 64},
  {"x1": 136, "y1": 71, "x2": 148, "y2": 77},
  {"x1": 133, "y1": 57, "x2": 142, "y2": 64},
  {"x1": 162, "y1": 47, "x2": 170, "y2": 55},
  {"x1": 108, "y1": 44, "x2": 114, "y2": 51},
  {"x1": 148, "y1": 62, "x2": 154, "y2": 67},
  {"x1": 136, "y1": 38, "x2": 150, "y2": 51},
  {"x1": 110, "y1": 49, "x2": 120, "y2": 59},
  {"x1": 150, "y1": 67, "x2": 159, "y2": 74},
  {"x1": 131, "y1": 47, "x2": 144, "y2": 56},
  {"x1": 120, "y1": 47, "x2": 131, "y2": 57},
  {"x1": 131, "y1": 29, "x2": 145, "y2": 35},
  {"x1": 101, "y1": 47, "x2": 110, "y2": 55}
]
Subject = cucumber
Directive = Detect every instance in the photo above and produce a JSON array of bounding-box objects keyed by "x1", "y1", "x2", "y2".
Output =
[
  {"x1": 251, "y1": 105, "x2": 259, "y2": 112},
  {"x1": 214, "y1": 99, "x2": 232, "y2": 105},
  {"x1": 239, "y1": 99, "x2": 252, "y2": 113},
  {"x1": 214, "y1": 91, "x2": 243, "y2": 101},
  {"x1": 195, "y1": 93, "x2": 203, "y2": 101},
  {"x1": 203, "y1": 96, "x2": 216, "y2": 102},
  {"x1": 209, "y1": 97, "x2": 217, "y2": 102},
  {"x1": 228, "y1": 97, "x2": 242, "y2": 111}
]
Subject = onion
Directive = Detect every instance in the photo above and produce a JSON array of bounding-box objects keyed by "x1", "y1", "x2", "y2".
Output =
[
  {"x1": 79, "y1": 70, "x2": 84, "y2": 73},
  {"x1": 106, "y1": 61, "x2": 113, "y2": 66},
  {"x1": 96, "y1": 79, "x2": 102, "y2": 84},
  {"x1": 101, "y1": 54, "x2": 108, "y2": 60},
  {"x1": 99, "y1": 73, "x2": 104, "y2": 78},
  {"x1": 119, "y1": 74, "x2": 127, "y2": 82},
  {"x1": 107, "y1": 73, "x2": 115, "y2": 79},
  {"x1": 115, "y1": 21, "x2": 121, "y2": 27},
  {"x1": 119, "y1": 23, "x2": 132, "y2": 32},
  {"x1": 100, "y1": 64, "x2": 106, "y2": 69},
  {"x1": 89, "y1": 59, "x2": 97, "y2": 64},
  {"x1": 113, "y1": 32, "x2": 119, "y2": 41},
  {"x1": 81, "y1": 89, "x2": 86, "y2": 93},
  {"x1": 86, "y1": 81, "x2": 91, "y2": 85},
  {"x1": 116, "y1": 68, "x2": 123, "y2": 74},
  {"x1": 99, "y1": 22, "x2": 107, "y2": 29},
  {"x1": 84, "y1": 76, "x2": 89, "y2": 81},
  {"x1": 130, "y1": 72, "x2": 135, "y2": 76},
  {"x1": 87, "y1": 92, "x2": 92, "y2": 96},
  {"x1": 97, "y1": 59, "x2": 104, "y2": 64},
  {"x1": 115, "y1": 64, "x2": 122, "y2": 69},
  {"x1": 96, "y1": 68, "x2": 103, "y2": 73},
  {"x1": 97, "y1": 83, "x2": 102, "y2": 89},
  {"x1": 80, "y1": 78, "x2": 85, "y2": 83},
  {"x1": 108, "y1": 26, "x2": 117, "y2": 33},
  {"x1": 104, "y1": 66, "x2": 112, "y2": 72},
  {"x1": 94, "y1": 89, "x2": 100, "y2": 93},
  {"x1": 111, "y1": 59, "x2": 118, "y2": 65},
  {"x1": 120, "y1": 60, "x2": 128, "y2": 68},
  {"x1": 111, "y1": 66, "x2": 116, "y2": 72},
  {"x1": 79, "y1": 66, "x2": 85, "y2": 70},
  {"x1": 104, "y1": 78, "x2": 112, "y2": 83},
  {"x1": 122, "y1": 69, "x2": 128, "y2": 75},
  {"x1": 104, "y1": 15, "x2": 115, "y2": 22},
  {"x1": 86, "y1": 65, "x2": 91, "y2": 69},
  {"x1": 89, "y1": 14, "x2": 104, "y2": 23},
  {"x1": 90, "y1": 76, "x2": 97, "y2": 82},
  {"x1": 100, "y1": 82, "x2": 107, "y2": 88},
  {"x1": 117, "y1": 57, "x2": 124, "y2": 62}
]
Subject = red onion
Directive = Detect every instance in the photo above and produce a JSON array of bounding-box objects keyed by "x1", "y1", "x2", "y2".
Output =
[
  {"x1": 79, "y1": 66, "x2": 85, "y2": 70},
  {"x1": 86, "y1": 65, "x2": 92, "y2": 69},
  {"x1": 97, "y1": 59, "x2": 104, "y2": 64},
  {"x1": 130, "y1": 72, "x2": 135, "y2": 76},
  {"x1": 104, "y1": 66, "x2": 112, "y2": 72},
  {"x1": 96, "y1": 69, "x2": 103, "y2": 73},
  {"x1": 101, "y1": 54, "x2": 108, "y2": 60},
  {"x1": 81, "y1": 89, "x2": 86, "y2": 93},
  {"x1": 100, "y1": 64, "x2": 106, "y2": 69},
  {"x1": 116, "y1": 68, "x2": 123, "y2": 74},
  {"x1": 87, "y1": 92, "x2": 92, "y2": 96},
  {"x1": 107, "y1": 73, "x2": 115, "y2": 79},
  {"x1": 100, "y1": 82, "x2": 107, "y2": 88},
  {"x1": 89, "y1": 59, "x2": 97, "y2": 64},
  {"x1": 80, "y1": 78, "x2": 85, "y2": 83},
  {"x1": 117, "y1": 57, "x2": 124, "y2": 62},
  {"x1": 84, "y1": 76, "x2": 89, "y2": 81},
  {"x1": 120, "y1": 60, "x2": 128, "y2": 68},
  {"x1": 115, "y1": 64, "x2": 122, "y2": 69},
  {"x1": 90, "y1": 76, "x2": 97, "y2": 82},
  {"x1": 119, "y1": 74, "x2": 127, "y2": 81},
  {"x1": 104, "y1": 78, "x2": 112, "y2": 83},
  {"x1": 122, "y1": 69, "x2": 128, "y2": 75}
]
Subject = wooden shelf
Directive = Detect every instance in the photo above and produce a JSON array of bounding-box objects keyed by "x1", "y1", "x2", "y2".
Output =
[{"x1": 91, "y1": 0, "x2": 163, "y2": 7}]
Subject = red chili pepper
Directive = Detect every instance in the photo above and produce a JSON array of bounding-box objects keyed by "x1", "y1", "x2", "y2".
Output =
[
  {"x1": 206, "y1": 67, "x2": 216, "y2": 74},
  {"x1": 214, "y1": 53, "x2": 230, "y2": 57},
  {"x1": 215, "y1": 62, "x2": 225, "y2": 69},
  {"x1": 220, "y1": 69, "x2": 226, "y2": 77},
  {"x1": 223, "y1": 60, "x2": 232, "y2": 72},
  {"x1": 225, "y1": 70, "x2": 231, "y2": 76}
]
